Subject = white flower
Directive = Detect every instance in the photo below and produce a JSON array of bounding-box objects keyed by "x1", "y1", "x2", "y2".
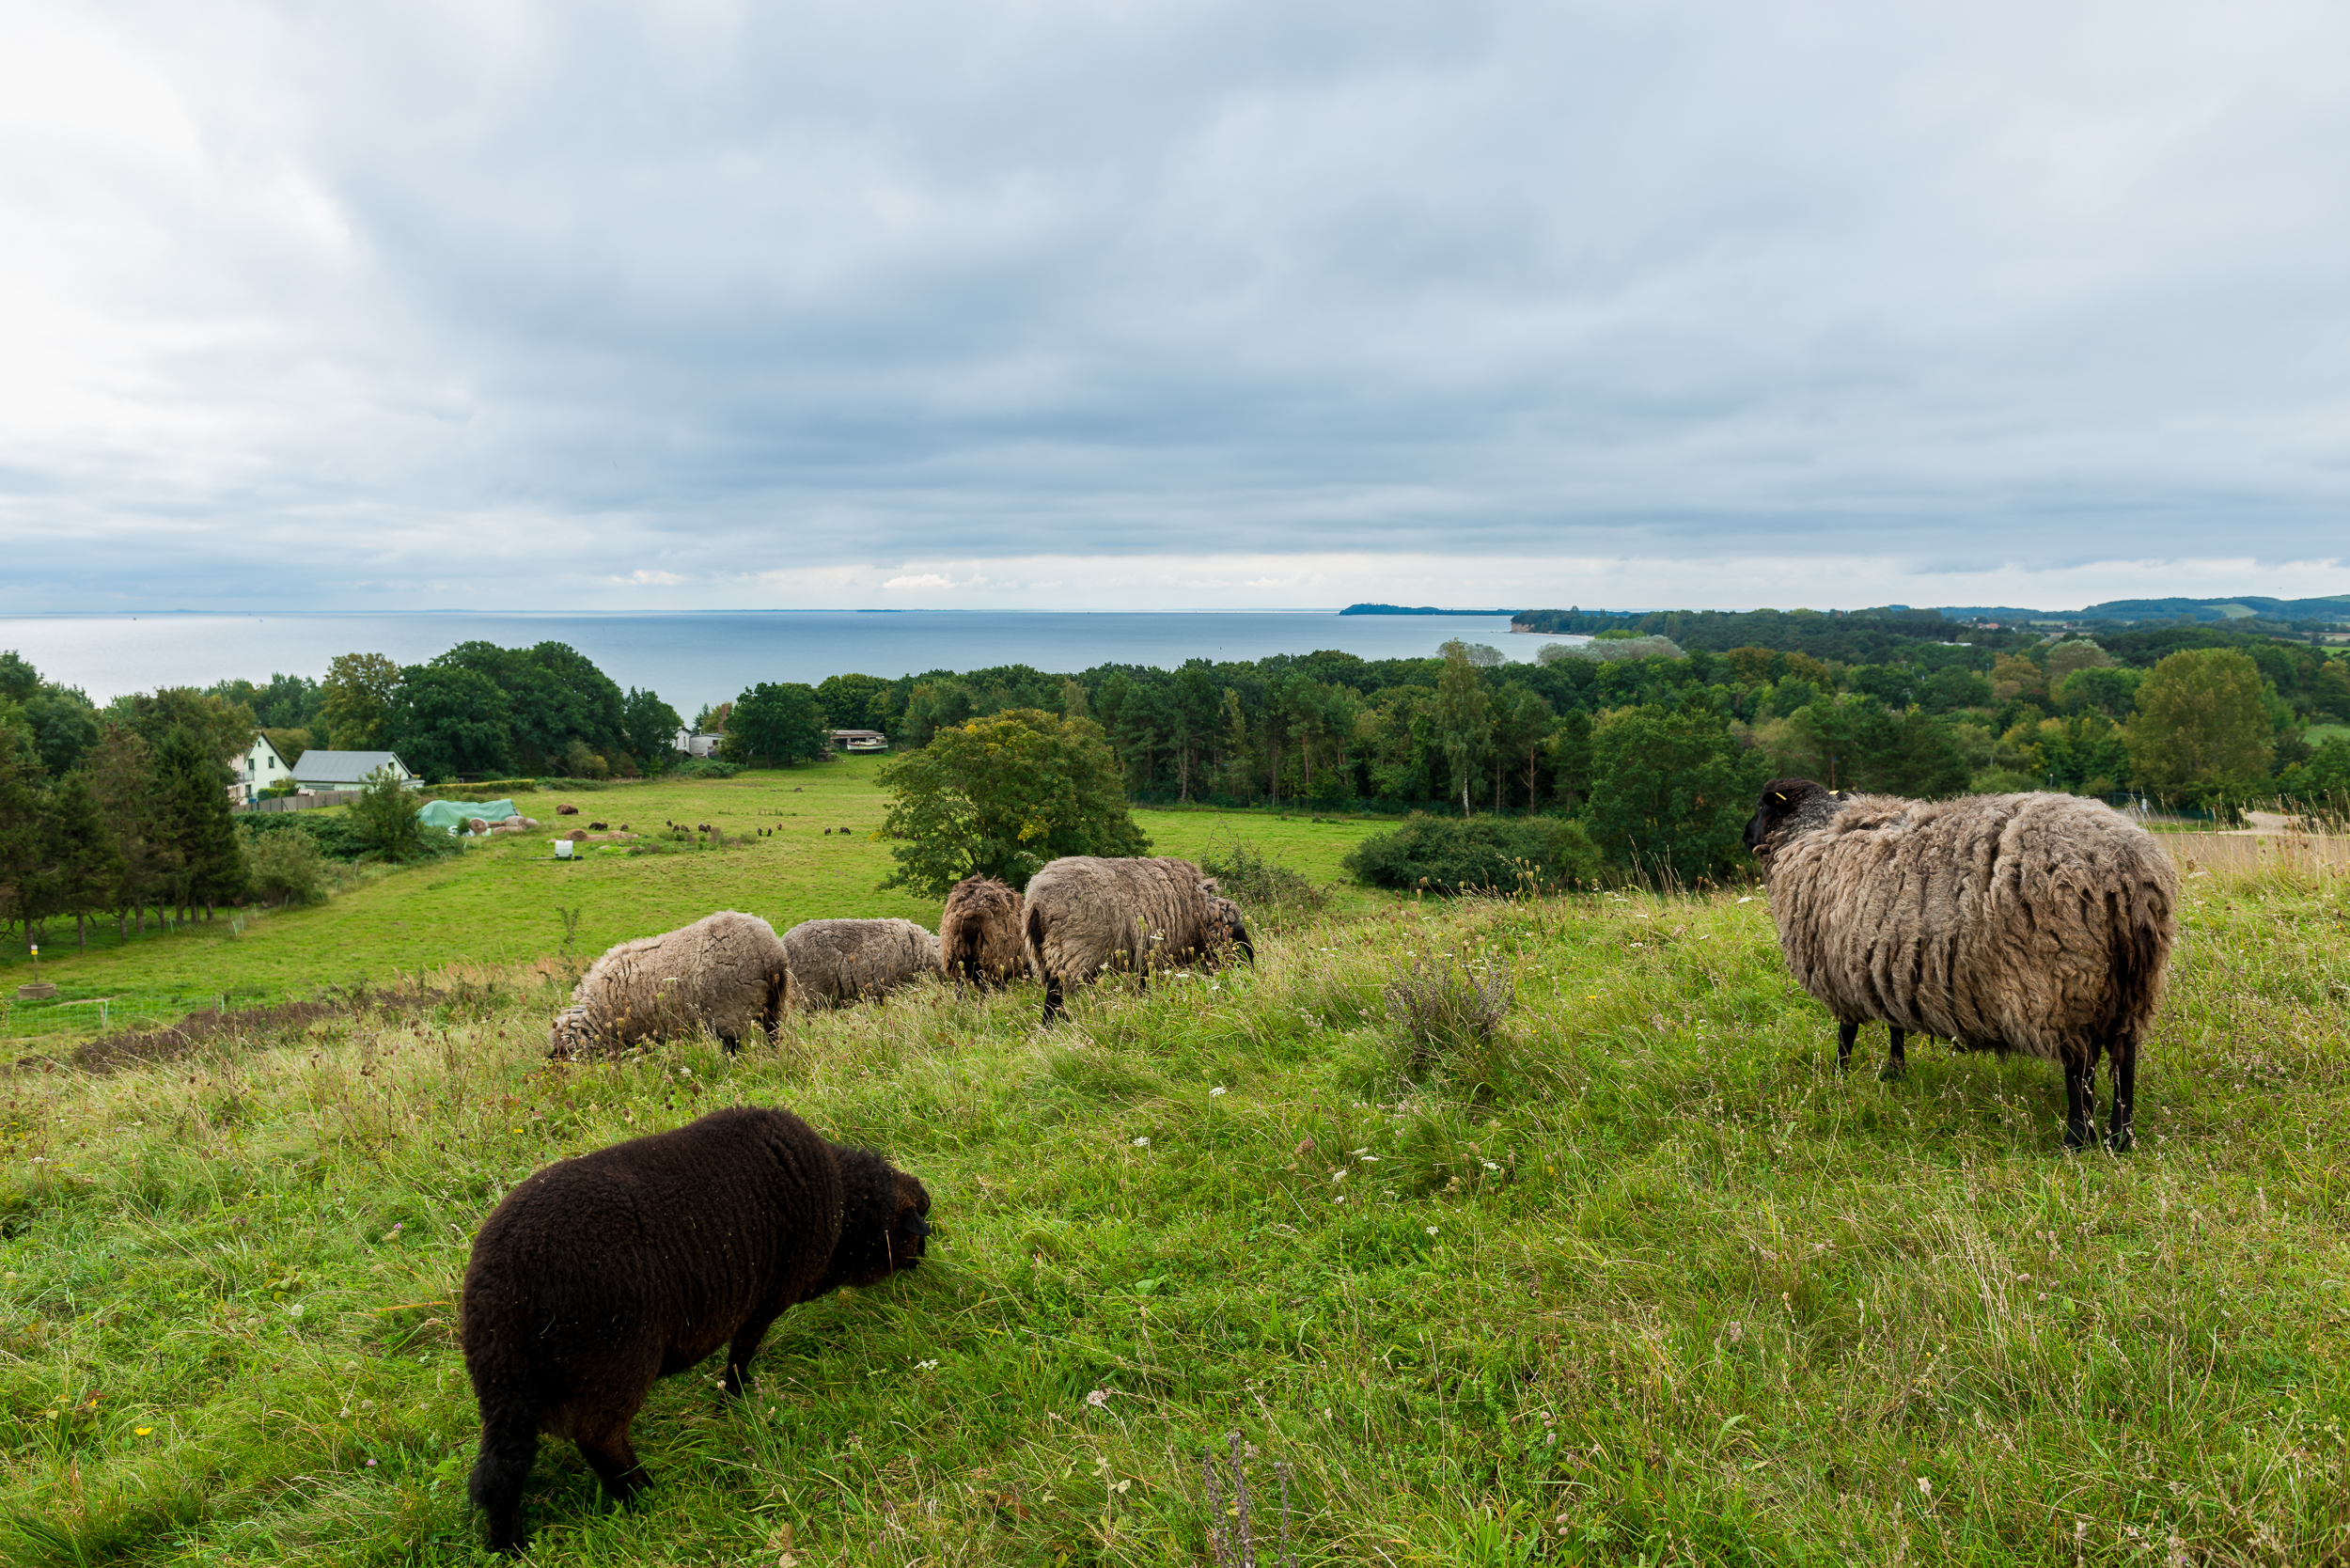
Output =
[
  {"x1": 1358, "y1": 1154, "x2": 1379, "y2": 1163},
  {"x1": 1209, "y1": 1086, "x2": 1228, "y2": 1097},
  {"x1": 915, "y1": 1359, "x2": 939, "y2": 1372},
  {"x1": 1480, "y1": 1161, "x2": 1500, "y2": 1171},
  {"x1": 1917, "y1": 1477, "x2": 1933, "y2": 1498},
  {"x1": 1331, "y1": 1168, "x2": 1347, "y2": 1182},
  {"x1": 1084, "y1": 1388, "x2": 1110, "y2": 1408},
  {"x1": 290, "y1": 1304, "x2": 306, "y2": 1319},
  {"x1": 1426, "y1": 1227, "x2": 1439, "y2": 1236},
  {"x1": 1131, "y1": 1137, "x2": 1150, "y2": 1148},
  {"x1": 1737, "y1": 896, "x2": 1754, "y2": 904}
]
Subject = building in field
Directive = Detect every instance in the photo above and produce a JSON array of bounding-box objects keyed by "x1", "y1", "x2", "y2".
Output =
[
  {"x1": 231, "y1": 733, "x2": 296, "y2": 805},
  {"x1": 291, "y1": 750, "x2": 418, "y2": 792},
  {"x1": 673, "y1": 728, "x2": 723, "y2": 758}
]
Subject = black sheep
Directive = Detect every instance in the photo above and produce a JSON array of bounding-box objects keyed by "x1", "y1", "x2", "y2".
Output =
[{"x1": 461, "y1": 1106, "x2": 932, "y2": 1552}]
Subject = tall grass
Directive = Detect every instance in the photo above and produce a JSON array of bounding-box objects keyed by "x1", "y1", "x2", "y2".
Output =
[{"x1": 0, "y1": 863, "x2": 2346, "y2": 1562}]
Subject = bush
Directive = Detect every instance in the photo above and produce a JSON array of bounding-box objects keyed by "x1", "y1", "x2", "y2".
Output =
[
  {"x1": 1342, "y1": 813, "x2": 1602, "y2": 895},
  {"x1": 1383, "y1": 955, "x2": 1515, "y2": 1097},
  {"x1": 242, "y1": 823, "x2": 328, "y2": 905},
  {"x1": 1199, "y1": 838, "x2": 1326, "y2": 927},
  {"x1": 674, "y1": 758, "x2": 742, "y2": 780},
  {"x1": 348, "y1": 768, "x2": 429, "y2": 863}
]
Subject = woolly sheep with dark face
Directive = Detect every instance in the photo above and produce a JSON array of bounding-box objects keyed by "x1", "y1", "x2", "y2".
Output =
[
  {"x1": 1022, "y1": 855, "x2": 1253, "y2": 1025},
  {"x1": 1744, "y1": 778, "x2": 2177, "y2": 1152},
  {"x1": 461, "y1": 1106, "x2": 932, "y2": 1553},
  {"x1": 938, "y1": 875, "x2": 1027, "y2": 988}
]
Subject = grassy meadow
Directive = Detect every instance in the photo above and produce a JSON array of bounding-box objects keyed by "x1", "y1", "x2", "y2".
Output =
[
  {"x1": 0, "y1": 759, "x2": 1390, "y2": 1048},
  {"x1": 1, "y1": 816, "x2": 2348, "y2": 1563}
]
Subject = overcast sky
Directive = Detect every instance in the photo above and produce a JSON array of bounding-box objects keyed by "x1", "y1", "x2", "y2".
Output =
[{"x1": 4, "y1": 0, "x2": 2347, "y2": 613}]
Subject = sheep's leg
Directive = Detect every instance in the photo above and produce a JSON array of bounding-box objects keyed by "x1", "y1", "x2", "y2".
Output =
[
  {"x1": 1881, "y1": 1027, "x2": 1908, "y2": 1082},
  {"x1": 573, "y1": 1415, "x2": 650, "y2": 1504},
  {"x1": 1835, "y1": 1020, "x2": 1857, "y2": 1073},
  {"x1": 1041, "y1": 975, "x2": 1064, "y2": 1026},
  {"x1": 2061, "y1": 1043, "x2": 2102, "y2": 1152},
  {"x1": 721, "y1": 1312, "x2": 781, "y2": 1396},
  {"x1": 2106, "y1": 1033, "x2": 2137, "y2": 1153}
]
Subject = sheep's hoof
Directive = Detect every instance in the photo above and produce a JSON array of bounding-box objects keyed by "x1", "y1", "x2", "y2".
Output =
[
  {"x1": 2105, "y1": 1128, "x2": 2135, "y2": 1154},
  {"x1": 1877, "y1": 1059, "x2": 1905, "y2": 1082}
]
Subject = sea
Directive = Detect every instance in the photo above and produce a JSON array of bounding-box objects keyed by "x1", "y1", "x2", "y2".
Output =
[{"x1": 0, "y1": 610, "x2": 1577, "y2": 714}]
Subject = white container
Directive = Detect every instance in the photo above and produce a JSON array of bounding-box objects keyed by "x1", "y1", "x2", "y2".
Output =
[{"x1": 555, "y1": 839, "x2": 573, "y2": 858}]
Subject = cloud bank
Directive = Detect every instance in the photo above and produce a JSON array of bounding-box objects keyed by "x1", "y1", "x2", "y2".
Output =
[{"x1": 4, "y1": 0, "x2": 2347, "y2": 609}]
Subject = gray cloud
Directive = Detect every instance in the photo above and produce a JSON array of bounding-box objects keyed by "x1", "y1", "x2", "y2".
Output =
[{"x1": 4, "y1": 0, "x2": 2348, "y2": 609}]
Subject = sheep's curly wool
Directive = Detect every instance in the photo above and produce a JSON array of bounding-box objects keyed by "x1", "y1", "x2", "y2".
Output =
[
  {"x1": 460, "y1": 1106, "x2": 930, "y2": 1553},
  {"x1": 781, "y1": 917, "x2": 941, "y2": 1010},
  {"x1": 548, "y1": 911, "x2": 787, "y2": 1058},
  {"x1": 1747, "y1": 779, "x2": 2177, "y2": 1149},
  {"x1": 1022, "y1": 855, "x2": 1253, "y2": 1023},
  {"x1": 938, "y1": 875, "x2": 1027, "y2": 988}
]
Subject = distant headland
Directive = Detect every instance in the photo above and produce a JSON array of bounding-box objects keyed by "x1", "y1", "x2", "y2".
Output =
[{"x1": 1338, "y1": 603, "x2": 1520, "y2": 616}]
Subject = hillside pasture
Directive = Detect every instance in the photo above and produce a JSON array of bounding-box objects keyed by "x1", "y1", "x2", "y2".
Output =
[{"x1": 0, "y1": 859, "x2": 2345, "y2": 1563}]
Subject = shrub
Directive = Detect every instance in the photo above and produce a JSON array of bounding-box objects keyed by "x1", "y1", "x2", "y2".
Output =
[
  {"x1": 878, "y1": 708, "x2": 1147, "y2": 895},
  {"x1": 1199, "y1": 838, "x2": 1325, "y2": 928},
  {"x1": 674, "y1": 758, "x2": 742, "y2": 780},
  {"x1": 1342, "y1": 813, "x2": 1602, "y2": 895},
  {"x1": 348, "y1": 767, "x2": 429, "y2": 863},
  {"x1": 1383, "y1": 955, "x2": 1516, "y2": 1098},
  {"x1": 242, "y1": 823, "x2": 328, "y2": 906}
]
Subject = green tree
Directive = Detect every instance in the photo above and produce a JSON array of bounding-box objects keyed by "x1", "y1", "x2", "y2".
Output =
[
  {"x1": 621, "y1": 686, "x2": 683, "y2": 772},
  {"x1": 321, "y1": 652, "x2": 400, "y2": 749},
  {"x1": 815, "y1": 673, "x2": 897, "y2": 732},
  {"x1": 151, "y1": 725, "x2": 248, "y2": 918},
  {"x1": 81, "y1": 726, "x2": 175, "y2": 937},
  {"x1": 347, "y1": 765, "x2": 427, "y2": 862},
  {"x1": 878, "y1": 708, "x2": 1148, "y2": 895},
  {"x1": 386, "y1": 664, "x2": 511, "y2": 781},
  {"x1": 0, "y1": 725, "x2": 43, "y2": 932},
  {"x1": 1585, "y1": 701, "x2": 1767, "y2": 883},
  {"x1": 1882, "y1": 708, "x2": 1974, "y2": 798},
  {"x1": 107, "y1": 687, "x2": 257, "y2": 763},
  {"x1": 42, "y1": 772, "x2": 127, "y2": 948},
  {"x1": 2124, "y1": 650, "x2": 2274, "y2": 804},
  {"x1": 1433, "y1": 640, "x2": 1494, "y2": 816},
  {"x1": 721, "y1": 682, "x2": 829, "y2": 766},
  {"x1": 1488, "y1": 683, "x2": 1555, "y2": 810}
]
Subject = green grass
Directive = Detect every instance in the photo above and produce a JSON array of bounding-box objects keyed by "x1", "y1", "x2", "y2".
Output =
[
  {"x1": 3, "y1": 857, "x2": 2349, "y2": 1563},
  {"x1": 0, "y1": 761, "x2": 1395, "y2": 1047},
  {"x1": 2303, "y1": 723, "x2": 2350, "y2": 746}
]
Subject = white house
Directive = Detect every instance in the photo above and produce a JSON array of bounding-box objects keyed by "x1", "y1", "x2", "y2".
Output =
[
  {"x1": 230, "y1": 733, "x2": 296, "y2": 805},
  {"x1": 673, "y1": 727, "x2": 722, "y2": 759},
  {"x1": 292, "y1": 750, "x2": 418, "y2": 792}
]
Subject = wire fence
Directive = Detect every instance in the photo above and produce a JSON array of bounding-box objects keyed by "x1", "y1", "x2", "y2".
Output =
[{"x1": 0, "y1": 984, "x2": 289, "y2": 1053}]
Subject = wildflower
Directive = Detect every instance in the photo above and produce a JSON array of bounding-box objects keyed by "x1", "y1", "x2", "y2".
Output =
[
  {"x1": 366, "y1": 1457, "x2": 378, "y2": 1467},
  {"x1": 1426, "y1": 1227, "x2": 1439, "y2": 1236},
  {"x1": 1084, "y1": 1388, "x2": 1110, "y2": 1409},
  {"x1": 135, "y1": 1426, "x2": 152, "y2": 1435},
  {"x1": 1916, "y1": 1477, "x2": 1932, "y2": 1498},
  {"x1": 1209, "y1": 1086, "x2": 1227, "y2": 1097},
  {"x1": 1481, "y1": 1160, "x2": 1500, "y2": 1171},
  {"x1": 915, "y1": 1359, "x2": 940, "y2": 1372},
  {"x1": 1358, "y1": 1153, "x2": 1379, "y2": 1163},
  {"x1": 1726, "y1": 1321, "x2": 1744, "y2": 1343},
  {"x1": 1131, "y1": 1137, "x2": 1150, "y2": 1148},
  {"x1": 290, "y1": 1303, "x2": 306, "y2": 1319}
]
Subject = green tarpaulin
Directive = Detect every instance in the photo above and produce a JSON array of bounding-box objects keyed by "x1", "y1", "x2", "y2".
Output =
[{"x1": 416, "y1": 798, "x2": 520, "y2": 831}]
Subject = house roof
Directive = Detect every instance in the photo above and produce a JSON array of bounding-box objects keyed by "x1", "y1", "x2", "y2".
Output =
[{"x1": 292, "y1": 750, "x2": 411, "y2": 780}]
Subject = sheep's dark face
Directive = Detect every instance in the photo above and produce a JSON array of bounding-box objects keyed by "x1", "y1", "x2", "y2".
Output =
[
  {"x1": 888, "y1": 1173, "x2": 932, "y2": 1273},
  {"x1": 1205, "y1": 898, "x2": 1253, "y2": 965},
  {"x1": 822, "y1": 1150, "x2": 932, "y2": 1291},
  {"x1": 1743, "y1": 778, "x2": 1835, "y2": 858}
]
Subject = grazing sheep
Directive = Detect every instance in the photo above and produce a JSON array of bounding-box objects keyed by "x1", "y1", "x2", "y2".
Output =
[
  {"x1": 781, "y1": 918, "x2": 941, "y2": 1011},
  {"x1": 462, "y1": 1105, "x2": 931, "y2": 1553},
  {"x1": 1744, "y1": 779, "x2": 2178, "y2": 1152},
  {"x1": 938, "y1": 876, "x2": 1026, "y2": 988},
  {"x1": 1022, "y1": 855, "x2": 1253, "y2": 1025},
  {"x1": 588, "y1": 821, "x2": 607, "y2": 831},
  {"x1": 548, "y1": 912, "x2": 788, "y2": 1058},
  {"x1": 556, "y1": 805, "x2": 579, "y2": 816}
]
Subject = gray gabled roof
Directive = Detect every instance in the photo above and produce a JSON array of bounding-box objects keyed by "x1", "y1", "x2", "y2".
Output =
[{"x1": 292, "y1": 750, "x2": 412, "y2": 780}]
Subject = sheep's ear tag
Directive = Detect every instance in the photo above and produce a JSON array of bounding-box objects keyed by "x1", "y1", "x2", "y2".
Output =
[{"x1": 1772, "y1": 792, "x2": 1789, "y2": 803}]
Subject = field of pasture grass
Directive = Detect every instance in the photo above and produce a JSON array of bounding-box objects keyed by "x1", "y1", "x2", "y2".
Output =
[
  {"x1": 0, "y1": 759, "x2": 1392, "y2": 1049},
  {"x1": 2, "y1": 855, "x2": 2348, "y2": 1564}
]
